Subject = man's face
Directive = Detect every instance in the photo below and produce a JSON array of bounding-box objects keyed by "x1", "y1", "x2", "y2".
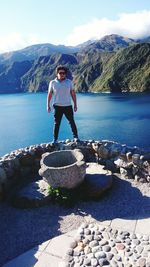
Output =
[{"x1": 57, "y1": 70, "x2": 66, "y2": 80}]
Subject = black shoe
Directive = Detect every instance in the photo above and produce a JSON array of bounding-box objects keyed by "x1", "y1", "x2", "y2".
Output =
[{"x1": 51, "y1": 139, "x2": 58, "y2": 145}]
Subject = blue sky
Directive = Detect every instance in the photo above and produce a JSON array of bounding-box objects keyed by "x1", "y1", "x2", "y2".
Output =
[{"x1": 0, "y1": 0, "x2": 150, "y2": 52}]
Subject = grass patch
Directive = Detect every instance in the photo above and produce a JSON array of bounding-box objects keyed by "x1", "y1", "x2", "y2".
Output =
[{"x1": 47, "y1": 182, "x2": 88, "y2": 207}]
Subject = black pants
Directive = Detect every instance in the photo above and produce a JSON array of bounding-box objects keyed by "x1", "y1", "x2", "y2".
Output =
[{"x1": 53, "y1": 105, "x2": 78, "y2": 141}]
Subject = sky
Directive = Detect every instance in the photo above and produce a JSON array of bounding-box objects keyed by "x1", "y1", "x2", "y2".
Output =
[{"x1": 0, "y1": 0, "x2": 150, "y2": 53}]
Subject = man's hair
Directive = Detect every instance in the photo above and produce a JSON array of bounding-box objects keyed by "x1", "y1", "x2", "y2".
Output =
[{"x1": 56, "y1": 65, "x2": 68, "y2": 74}]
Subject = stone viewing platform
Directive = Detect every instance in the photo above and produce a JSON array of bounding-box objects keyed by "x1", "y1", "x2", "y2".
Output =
[
  {"x1": 0, "y1": 139, "x2": 150, "y2": 267},
  {"x1": 0, "y1": 139, "x2": 150, "y2": 201}
]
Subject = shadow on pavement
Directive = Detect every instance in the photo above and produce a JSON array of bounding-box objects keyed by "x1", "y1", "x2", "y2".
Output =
[{"x1": 0, "y1": 174, "x2": 150, "y2": 266}]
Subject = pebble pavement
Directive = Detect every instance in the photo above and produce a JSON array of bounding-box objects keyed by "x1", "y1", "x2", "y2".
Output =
[{"x1": 63, "y1": 223, "x2": 150, "y2": 267}]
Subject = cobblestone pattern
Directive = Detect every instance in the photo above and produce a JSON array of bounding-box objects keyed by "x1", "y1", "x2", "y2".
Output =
[{"x1": 63, "y1": 223, "x2": 150, "y2": 267}]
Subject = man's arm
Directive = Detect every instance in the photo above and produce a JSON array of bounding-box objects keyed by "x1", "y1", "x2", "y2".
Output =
[
  {"x1": 70, "y1": 89, "x2": 77, "y2": 112},
  {"x1": 47, "y1": 91, "x2": 53, "y2": 112}
]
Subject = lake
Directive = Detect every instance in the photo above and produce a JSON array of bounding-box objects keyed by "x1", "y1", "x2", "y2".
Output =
[{"x1": 0, "y1": 92, "x2": 150, "y2": 156}]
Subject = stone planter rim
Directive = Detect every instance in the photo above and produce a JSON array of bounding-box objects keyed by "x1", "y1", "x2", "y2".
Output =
[{"x1": 41, "y1": 149, "x2": 84, "y2": 170}]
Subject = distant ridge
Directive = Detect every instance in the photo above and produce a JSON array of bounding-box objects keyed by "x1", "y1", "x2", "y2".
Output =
[
  {"x1": 80, "y1": 34, "x2": 137, "y2": 53},
  {"x1": 0, "y1": 34, "x2": 149, "y2": 93},
  {"x1": 0, "y1": 43, "x2": 79, "y2": 64}
]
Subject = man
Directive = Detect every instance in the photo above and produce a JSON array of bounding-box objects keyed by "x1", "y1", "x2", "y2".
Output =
[{"x1": 47, "y1": 65, "x2": 79, "y2": 144}]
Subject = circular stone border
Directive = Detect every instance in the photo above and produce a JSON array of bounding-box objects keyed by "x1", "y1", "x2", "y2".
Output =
[{"x1": 0, "y1": 139, "x2": 150, "y2": 201}]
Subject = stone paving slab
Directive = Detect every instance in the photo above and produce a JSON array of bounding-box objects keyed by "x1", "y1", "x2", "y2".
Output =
[
  {"x1": 33, "y1": 239, "x2": 51, "y2": 253},
  {"x1": 34, "y1": 231, "x2": 78, "y2": 267},
  {"x1": 45, "y1": 233, "x2": 74, "y2": 258},
  {"x1": 3, "y1": 248, "x2": 41, "y2": 267},
  {"x1": 111, "y1": 218, "x2": 137, "y2": 232},
  {"x1": 84, "y1": 216, "x2": 112, "y2": 226},
  {"x1": 98, "y1": 220, "x2": 112, "y2": 226},
  {"x1": 3, "y1": 230, "x2": 78, "y2": 267},
  {"x1": 34, "y1": 252, "x2": 61, "y2": 267},
  {"x1": 135, "y1": 218, "x2": 150, "y2": 235}
]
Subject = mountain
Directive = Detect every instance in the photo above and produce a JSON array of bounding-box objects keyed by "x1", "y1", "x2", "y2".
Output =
[
  {"x1": 0, "y1": 61, "x2": 32, "y2": 93},
  {"x1": 0, "y1": 43, "x2": 79, "y2": 65},
  {"x1": 0, "y1": 35, "x2": 149, "y2": 93},
  {"x1": 20, "y1": 49, "x2": 114, "y2": 93},
  {"x1": 0, "y1": 34, "x2": 137, "y2": 65},
  {"x1": 90, "y1": 43, "x2": 150, "y2": 92},
  {"x1": 138, "y1": 36, "x2": 150, "y2": 43},
  {"x1": 80, "y1": 34, "x2": 136, "y2": 53},
  {"x1": 20, "y1": 43, "x2": 150, "y2": 93},
  {"x1": 76, "y1": 39, "x2": 95, "y2": 49},
  {"x1": 21, "y1": 53, "x2": 78, "y2": 92},
  {"x1": 73, "y1": 50, "x2": 113, "y2": 92}
]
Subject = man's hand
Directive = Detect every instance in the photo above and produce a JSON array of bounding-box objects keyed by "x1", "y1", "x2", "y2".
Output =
[
  {"x1": 74, "y1": 105, "x2": 77, "y2": 112},
  {"x1": 47, "y1": 106, "x2": 51, "y2": 113},
  {"x1": 70, "y1": 90, "x2": 77, "y2": 112},
  {"x1": 47, "y1": 91, "x2": 53, "y2": 113}
]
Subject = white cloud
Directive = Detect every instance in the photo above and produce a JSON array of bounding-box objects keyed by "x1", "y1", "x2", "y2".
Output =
[
  {"x1": 0, "y1": 33, "x2": 39, "y2": 54},
  {"x1": 0, "y1": 10, "x2": 150, "y2": 53},
  {"x1": 66, "y1": 10, "x2": 150, "y2": 46}
]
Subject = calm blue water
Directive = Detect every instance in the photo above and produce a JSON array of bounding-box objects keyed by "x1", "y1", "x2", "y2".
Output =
[{"x1": 0, "y1": 92, "x2": 150, "y2": 156}]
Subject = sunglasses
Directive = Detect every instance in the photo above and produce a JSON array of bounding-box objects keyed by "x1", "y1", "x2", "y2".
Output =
[{"x1": 58, "y1": 72, "x2": 66, "y2": 75}]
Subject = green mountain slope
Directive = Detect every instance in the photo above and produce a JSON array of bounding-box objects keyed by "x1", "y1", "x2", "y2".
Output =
[
  {"x1": 0, "y1": 40, "x2": 149, "y2": 93},
  {"x1": 0, "y1": 34, "x2": 137, "y2": 65},
  {"x1": 91, "y1": 43, "x2": 150, "y2": 92},
  {"x1": 21, "y1": 53, "x2": 78, "y2": 92},
  {"x1": 73, "y1": 50, "x2": 113, "y2": 92},
  {"x1": 0, "y1": 61, "x2": 32, "y2": 93}
]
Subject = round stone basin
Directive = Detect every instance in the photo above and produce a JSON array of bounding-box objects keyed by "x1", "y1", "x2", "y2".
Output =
[{"x1": 39, "y1": 149, "x2": 86, "y2": 189}]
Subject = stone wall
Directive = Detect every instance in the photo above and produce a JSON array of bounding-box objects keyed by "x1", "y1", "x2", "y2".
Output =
[{"x1": 0, "y1": 139, "x2": 150, "y2": 201}]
